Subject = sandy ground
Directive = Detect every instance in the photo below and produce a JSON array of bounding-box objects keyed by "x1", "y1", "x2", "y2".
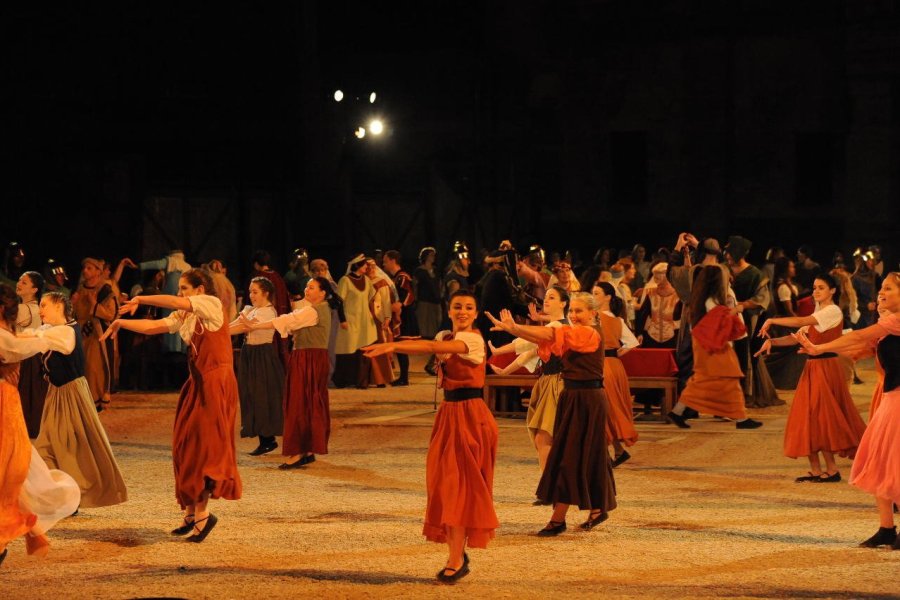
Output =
[{"x1": 1, "y1": 356, "x2": 898, "y2": 600}]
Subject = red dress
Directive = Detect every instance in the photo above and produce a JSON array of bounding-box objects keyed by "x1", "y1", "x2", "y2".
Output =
[
  {"x1": 599, "y1": 313, "x2": 638, "y2": 447},
  {"x1": 783, "y1": 321, "x2": 866, "y2": 459},
  {"x1": 423, "y1": 331, "x2": 498, "y2": 548},
  {"x1": 172, "y1": 307, "x2": 242, "y2": 508}
]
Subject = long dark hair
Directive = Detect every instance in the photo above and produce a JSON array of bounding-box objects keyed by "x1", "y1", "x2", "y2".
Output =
[
  {"x1": 21, "y1": 271, "x2": 45, "y2": 301},
  {"x1": 690, "y1": 265, "x2": 726, "y2": 326},
  {"x1": 815, "y1": 273, "x2": 841, "y2": 305},
  {"x1": 773, "y1": 257, "x2": 793, "y2": 286},
  {"x1": 593, "y1": 281, "x2": 626, "y2": 320},
  {"x1": 312, "y1": 276, "x2": 344, "y2": 313},
  {"x1": 0, "y1": 283, "x2": 18, "y2": 330}
]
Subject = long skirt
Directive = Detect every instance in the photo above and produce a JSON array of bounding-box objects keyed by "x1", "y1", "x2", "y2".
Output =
[
  {"x1": 1, "y1": 380, "x2": 33, "y2": 548},
  {"x1": 537, "y1": 388, "x2": 617, "y2": 512},
  {"x1": 173, "y1": 365, "x2": 241, "y2": 509},
  {"x1": 679, "y1": 342, "x2": 747, "y2": 420},
  {"x1": 17, "y1": 355, "x2": 48, "y2": 439},
  {"x1": 282, "y1": 349, "x2": 331, "y2": 456},
  {"x1": 416, "y1": 301, "x2": 443, "y2": 339},
  {"x1": 333, "y1": 351, "x2": 370, "y2": 388},
  {"x1": 238, "y1": 343, "x2": 285, "y2": 438},
  {"x1": 368, "y1": 323, "x2": 394, "y2": 386},
  {"x1": 604, "y1": 357, "x2": 638, "y2": 447},
  {"x1": 526, "y1": 373, "x2": 563, "y2": 442},
  {"x1": 34, "y1": 377, "x2": 127, "y2": 508},
  {"x1": 423, "y1": 397, "x2": 498, "y2": 548},
  {"x1": 850, "y1": 389, "x2": 900, "y2": 503},
  {"x1": 783, "y1": 357, "x2": 867, "y2": 459}
]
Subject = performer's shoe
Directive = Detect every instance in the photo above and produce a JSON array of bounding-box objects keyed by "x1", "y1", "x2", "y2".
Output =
[
  {"x1": 376, "y1": 384, "x2": 386, "y2": 388},
  {"x1": 436, "y1": 562, "x2": 470, "y2": 583},
  {"x1": 532, "y1": 498, "x2": 552, "y2": 506},
  {"x1": 612, "y1": 451, "x2": 631, "y2": 468},
  {"x1": 858, "y1": 526, "x2": 897, "y2": 548},
  {"x1": 736, "y1": 418, "x2": 763, "y2": 429},
  {"x1": 815, "y1": 471, "x2": 841, "y2": 483},
  {"x1": 249, "y1": 441, "x2": 278, "y2": 456},
  {"x1": 278, "y1": 458, "x2": 305, "y2": 470},
  {"x1": 186, "y1": 514, "x2": 217, "y2": 543},
  {"x1": 682, "y1": 408, "x2": 699, "y2": 420},
  {"x1": 299, "y1": 454, "x2": 316, "y2": 466},
  {"x1": 667, "y1": 411, "x2": 690, "y2": 429},
  {"x1": 424, "y1": 365, "x2": 438, "y2": 376},
  {"x1": 0, "y1": 548, "x2": 7, "y2": 567},
  {"x1": 579, "y1": 511, "x2": 608, "y2": 531},
  {"x1": 390, "y1": 378, "x2": 409, "y2": 387},
  {"x1": 435, "y1": 553, "x2": 469, "y2": 579},
  {"x1": 537, "y1": 521, "x2": 567, "y2": 537},
  {"x1": 171, "y1": 514, "x2": 195, "y2": 536},
  {"x1": 794, "y1": 472, "x2": 823, "y2": 482}
]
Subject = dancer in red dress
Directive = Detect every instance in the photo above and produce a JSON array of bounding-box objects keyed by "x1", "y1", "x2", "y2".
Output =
[
  {"x1": 759, "y1": 273, "x2": 867, "y2": 482},
  {"x1": 795, "y1": 272, "x2": 900, "y2": 548},
  {"x1": 103, "y1": 268, "x2": 241, "y2": 542},
  {"x1": 363, "y1": 290, "x2": 497, "y2": 583}
]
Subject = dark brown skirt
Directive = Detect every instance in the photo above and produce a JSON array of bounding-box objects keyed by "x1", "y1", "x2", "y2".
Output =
[
  {"x1": 238, "y1": 343, "x2": 285, "y2": 438},
  {"x1": 536, "y1": 388, "x2": 617, "y2": 512},
  {"x1": 17, "y1": 355, "x2": 48, "y2": 439}
]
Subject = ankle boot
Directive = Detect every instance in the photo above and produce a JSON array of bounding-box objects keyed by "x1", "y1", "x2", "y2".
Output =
[{"x1": 859, "y1": 526, "x2": 897, "y2": 548}]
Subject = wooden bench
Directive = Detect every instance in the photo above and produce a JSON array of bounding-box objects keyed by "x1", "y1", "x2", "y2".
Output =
[{"x1": 484, "y1": 374, "x2": 676, "y2": 422}]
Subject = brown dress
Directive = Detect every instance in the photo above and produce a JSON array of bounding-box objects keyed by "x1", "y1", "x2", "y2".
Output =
[
  {"x1": 172, "y1": 301, "x2": 242, "y2": 508},
  {"x1": 536, "y1": 326, "x2": 617, "y2": 512},
  {"x1": 599, "y1": 313, "x2": 638, "y2": 447}
]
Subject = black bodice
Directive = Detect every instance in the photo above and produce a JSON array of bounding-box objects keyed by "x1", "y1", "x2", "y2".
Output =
[
  {"x1": 878, "y1": 333, "x2": 900, "y2": 393},
  {"x1": 42, "y1": 323, "x2": 86, "y2": 386}
]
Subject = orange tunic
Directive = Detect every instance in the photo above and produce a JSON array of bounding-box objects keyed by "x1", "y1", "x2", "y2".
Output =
[
  {"x1": 172, "y1": 309, "x2": 242, "y2": 508},
  {"x1": 679, "y1": 308, "x2": 748, "y2": 420},
  {"x1": 783, "y1": 322, "x2": 866, "y2": 459},
  {"x1": 599, "y1": 313, "x2": 638, "y2": 446},
  {"x1": 0, "y1": 367, "x2": 36, "y2": 550},
  {"x1": 423, "y1": 331, "x2": 498, "y2": 549}
]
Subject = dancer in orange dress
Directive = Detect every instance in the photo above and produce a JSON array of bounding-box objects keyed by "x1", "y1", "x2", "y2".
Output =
[
  {"x1": 794, "y1": 272, "x2": 900, "y2": 548},
  {"x1": 592, "y1": 282, "x2": 639, "y2": 466},
  {"x1": 668, "y1": 265, "x2": 763, "y2": 429},
  {"x1": 363, "y1": 290, "x2": 497, "y2": 583},
  {"x1": 487, "y1": 292, "x2": 617, "y2": 536},
  {"x1": 758, "y1": 273, "x2": 866, "y2": 482},
  {"x1": 103, "y1": 268, "x2": 241, "y2": 542}
]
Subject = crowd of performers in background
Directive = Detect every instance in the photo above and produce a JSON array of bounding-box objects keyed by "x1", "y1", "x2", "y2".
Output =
[{"x1": 0, "y1": 234, "x2": 897, "y2": 582}]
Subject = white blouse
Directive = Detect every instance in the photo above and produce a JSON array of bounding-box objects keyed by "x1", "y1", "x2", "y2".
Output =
[
  {"x1": 271, "y1": 305, "x2": 319, "y2": 339},
  {"x1": 512, "y1": 320, "x2": 564, "y2": 373},
  {"x1": 435, "y1": 330, "x2": 485, "y2": 365},
  {"x1": 801, "y1": 304, "x2": 843, "y2": 334},
  {"x1": 16, "y1": 301, "x2": 41, "y2": 333},
  {"x1": 162, "y1": 295, "x2": 224, "y2": 344},
  {"x1": 234, "y1": 305, "x2": 277, "y2": 345}
]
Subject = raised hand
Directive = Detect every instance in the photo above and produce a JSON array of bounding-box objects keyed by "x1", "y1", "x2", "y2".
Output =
[
  {"x1": 99, "y1": 320, "x2": 122, "y2": 342},
  {"x1": 361, "y1": 343, "x2": 391, "y2": 358},
  {"x1": 758, "y1": 319, "x2": 772, "y2": 338},
  {"x1": 485, "y1": 310, "x2": 515, "y2": 333},
  {"x1": 528, "y1": 302, "x2": 542, "y2": 322},
  {"x1": 753, "y1": 339, "x2": 773, "y2": 358},
  {"x1": 487, "y1": 340, "x2": 498, "y2": 354},
  {"x1": 791, "y1": 331, "x2": 821, "y2": 355},
  {"x1": 119, "y1": 298, "x2": 140, "y2": 317}
]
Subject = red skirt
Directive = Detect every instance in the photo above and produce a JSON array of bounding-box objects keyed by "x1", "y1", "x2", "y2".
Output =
[
  {"x1": 283, "y1": 348, "x2": 331, "y2": 456},
  {"x1": 604, "y1": 357, "x2": 638, "y2": 447},
  {"x1": 783, "y1": 357, "x2": 867, "y2": 459},
  {"x1": 173, "y1": 365, "x2": 242, "y2": 508},
  {"x1": 423, "y1": 397, "x2": 498, "y2": 548}
]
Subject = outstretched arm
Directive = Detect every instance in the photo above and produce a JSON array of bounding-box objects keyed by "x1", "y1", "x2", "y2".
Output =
[
  {"x1": 362, "y1": 338, "x2": 468, "y2": 358},
  {"x1": 793, "y1": 323, "x2": 884, "y2": 358},
  {"x1": 758, "y1": 314, "x2": 817, "y2": 338},
  {"x1": 100, "y1": 318, "x2": 170, "y2": 341},
  {"x1": 119, "y1": 295, "x2": 192, "y2": 316},
  {"x1": 485, "y1": 309, "x2": 555, "y2": 344},
  {"x1": 489, "y1": 349, "x2": 537, "y2": 375}
]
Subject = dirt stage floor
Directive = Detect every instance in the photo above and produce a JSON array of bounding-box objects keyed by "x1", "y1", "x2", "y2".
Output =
[{"x1": 2, "y1": 356, "x2": 898, "y2": 599}]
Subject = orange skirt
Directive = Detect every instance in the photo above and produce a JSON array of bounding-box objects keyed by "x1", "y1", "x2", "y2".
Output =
[
  {"x1": 0, "y1": 381, "x2": 36, "y2": 548},
  {"x1": 783, "y1": 357, "x2": 867, "y2": 459},
  {"x1": 870, "y1": 380, "x2": 883, "y2": 418},
  {"x1": 173, "y1": 365, "x2": 242, "y2": 509},
  {"x1": 423, "y1": 397, "x2": 498, "y2": 548},
  {"x1": 679, "y1": 341, "x2": 747, "y2": 420},
  {"x1": 604, "y1": 357, "x2": 638, "y2": 446}
]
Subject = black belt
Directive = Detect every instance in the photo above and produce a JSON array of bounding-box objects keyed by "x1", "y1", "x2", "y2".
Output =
[
  {"x1": 808, "y1": 352, "x2": 838, "y2": 360},
  {"x1": 542, "y1": 366, "x2": 562, "y2": 376},
  {"x1": 563, "y1": 379, "x2": 603, "y2": 389},
  {"x1": 604, "y1": 349, "x2": 618, "y2": 358},
  {"x1": 443, "y1": 387, "x2": 483, "y2": 401}
]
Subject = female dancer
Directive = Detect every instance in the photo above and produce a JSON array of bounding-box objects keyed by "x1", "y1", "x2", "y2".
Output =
[
  {"x1": 245, "y1": 277, "x2": 341, "y2": 470},
  {"x1": 487, "y1": 292, "x2": 616, "y2": 536},
  {"x1": 668, "y1": 266, "x2": 763, "y2": 430},
  {"x1": 363, "y1": 290, "x2": 497, "y2": 583},
  {"x1": 794, "y1": 272, "x2": 899, "y2": 547},
  {"x1": 762, "y1": 257, "x2": 808, "y2": 390},
  {"x1": 758, "y1": 274, "x2": 867, "y2": 482},
  {"x1": 229, "y1": 277, "x2": 284, "y2": 456},
  {"x1": 15, "y1": 271, "x2": 48, "y2": 438},
  {"x1": 0, "y1": 284, "x2": 80, "y2": 566},
  {"x1": 592, "y1": 282, "x2": 639, "y2": 467},
  {"x1": 489, "y1": 286, "x2": 569, "y2": 475},
  {"x1": 365, "y1": 259, "x2": 394, "y2": 387},
  {"x1": 102, "y1": 268, "x2": 239, "y2": 541}
]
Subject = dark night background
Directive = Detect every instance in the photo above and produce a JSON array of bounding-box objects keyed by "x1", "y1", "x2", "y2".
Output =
[{"x1": 3, "y1": 1, "x2": 898, "y2": 285}]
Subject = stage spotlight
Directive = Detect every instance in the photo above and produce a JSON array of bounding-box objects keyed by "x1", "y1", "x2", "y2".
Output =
[
  {"x1": 334, "y1": 90, "x2": 344, "y2": 102},
  {"x1": 369, "y1": 92, "x2": 377, "y2": 103},
  {"x1": 369, "y1": 119, "x2": 384, "y2": 135},
  {"x1": 355, "y1": 127, "x2": 366, "y2": 139}
]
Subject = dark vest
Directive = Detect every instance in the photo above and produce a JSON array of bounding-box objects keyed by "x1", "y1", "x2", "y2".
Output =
[
  {"x1": 878, "y1": 333, "x2": 900, "y2": 394},
  {"x1": 42, "y1": 323, "x2": 86, "y2": 386}
]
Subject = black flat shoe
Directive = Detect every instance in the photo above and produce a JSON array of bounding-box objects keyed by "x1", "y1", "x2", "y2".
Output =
[
  {"x1": 580, "y1": 511, "x2": 609, "y2": 531},
  {"x1": 0, "y1": 548, "x2": 7, "y2": 567},
  {"x1": 667, "y1": 411, "x2": 690, "y2": 429},
  {"x1": 186, "y1": 514, "x2": 217, "y2": 543},
  {"x1": 736, "y1": 418, "x2": 763, "y2": 429},
  {"x1": 859, "y1": 526, "x2": 897, "y2": 548},
  {"x1": 249, "y1": 442, "x2": 278, "y2": 456},
  {"x1": 391, "y1": 379, "x2": 409, "y2": 387},
  {"x1": 682, "y1": 407, "x2": 699, "y2": 420},
  {"x1": 815, "y1": 471, "x2": 841, "y2": 483},
  {"x1": 436, "y1": 562, "x2": 470, "y2": 583},
  {"x1": 532, "y1": 498, "x2": 552, "y2": 506},
  {"x1": 795, "y1": 472, "x2": 823, "y2": 482},
  {"x1": 299, "y1": 454, "x2": 316, "y2": 466},
  {"x1": 612, "y1": 451, "x2": 630, "y2": 468},
  {"x1": 171, "y1": 513, "x2": 195, "y2": 536},
  {"x1": 278, "y1": 460, "x2": 305, "y2": 470},
  {"x1": 537, "y1": 520, "x2": 567, "y2": 537}
]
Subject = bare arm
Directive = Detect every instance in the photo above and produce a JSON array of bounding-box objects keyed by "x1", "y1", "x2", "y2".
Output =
[
  {"x1": 120, "y1": 295, "x2": 192, "y2": 315},
  {"x1": 793, "y1": 323, "x2": 885, "y2": 358},
  {"x1": 99, "y1": 318, "x2": 170, "y2": 341},
  {"x1": 362, "y1": 338, "x2": 468, "y2": 358},
  {"x1": 758, "y1": 314, "x2": 817, "y2": 338},
  {"x1": 489, "y1": 349, "x2": 537, "y2": 375},
  {"x1": 485, "y1": 309, "x2": 555, "y2": 343}
]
